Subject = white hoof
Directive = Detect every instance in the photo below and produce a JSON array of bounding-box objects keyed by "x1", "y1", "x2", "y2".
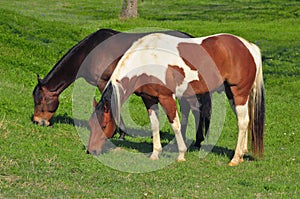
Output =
[{"x1": 150, "y1": 153, "x2": 159, "y2": 160}]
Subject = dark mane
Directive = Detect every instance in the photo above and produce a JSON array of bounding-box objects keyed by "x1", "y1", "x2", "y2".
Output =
[
  {"x1": 40, "y1": 29, "x2": 120, "y2": 92},
  {"x1": 96, "y1": 82, "x2": 120, "y2": 125},
  {"x1": 96, "y1": 82, "x2": 114, "y2": 111}
]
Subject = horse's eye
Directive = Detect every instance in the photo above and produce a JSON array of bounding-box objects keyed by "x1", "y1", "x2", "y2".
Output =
[{"x1": 102, "y1": 125, "x2": 107, "y2": 129}]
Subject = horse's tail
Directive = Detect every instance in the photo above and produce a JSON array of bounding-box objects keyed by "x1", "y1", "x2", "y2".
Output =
[{"x1": 248, "y1": 45, "x2": 265, "y2": 158}]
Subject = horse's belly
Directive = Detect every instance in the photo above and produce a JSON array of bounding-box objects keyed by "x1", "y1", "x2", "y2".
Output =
[{"x1": 181, "y1": 79, "x2": 222, "y2": 97}]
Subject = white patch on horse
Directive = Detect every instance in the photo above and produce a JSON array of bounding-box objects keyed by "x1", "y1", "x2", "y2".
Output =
[{"x1": 111, "y1": 33, "x2": 214, "y2": 97}]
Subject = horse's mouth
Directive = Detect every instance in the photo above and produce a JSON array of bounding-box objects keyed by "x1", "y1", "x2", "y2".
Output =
[
  {"x1": 86, "y1": 149, "x2": 102, "y2": 156},
  {"x1": 33, "y1": 116, "x2": 50, "y2": 126}
]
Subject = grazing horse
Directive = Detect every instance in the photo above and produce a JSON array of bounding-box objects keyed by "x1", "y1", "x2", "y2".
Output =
[
  {"x1": 32, "y1": 28, "x2": 210, "y2": 143},
  {"x1": 88, "y1": 33, "x2": 265, "y2": 166}
]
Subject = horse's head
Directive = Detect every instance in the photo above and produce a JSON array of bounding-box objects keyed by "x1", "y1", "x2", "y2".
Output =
[
  {"x1": 32, "y1": 75, "x2": 59, "y2": 126},
  {"x1": 87, "y1": 83, "x2": 120, "y2": 155}
]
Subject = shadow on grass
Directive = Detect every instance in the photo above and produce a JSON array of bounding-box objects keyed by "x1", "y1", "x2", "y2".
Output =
[
  {"x1": 188, "y1": 143, "x2": 254, "y2": 162},
  {"x1": 107, "y1": 128, "x2": 176, "y2": 153},
  {"x1": 51, "y1": 116, "x2": 255, "y2": 162},
  {"x1": 104, "y1": 133, "x2": 255, "y2": 162},
  {"x1": 52, "y1": 114, "x2": 75, "y2": 125},
  {"x1": 51, "y1": 115, "x2": 90, "y2": 128}
]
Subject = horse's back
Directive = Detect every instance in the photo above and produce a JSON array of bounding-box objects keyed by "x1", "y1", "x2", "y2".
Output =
[{"x1": 113, "y1": 33, "x2": 260, "y2": 99}]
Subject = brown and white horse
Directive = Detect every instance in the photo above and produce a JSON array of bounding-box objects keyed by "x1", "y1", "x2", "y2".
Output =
[{"x1": 88, "y1": 33, "x2": 265, "y2": 166}]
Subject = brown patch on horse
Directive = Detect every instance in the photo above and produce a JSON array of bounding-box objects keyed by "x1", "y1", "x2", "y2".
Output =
[
  {"x1": 178, "y1": 34, "x2": 257, "y2": 105},
  {"x1": 166, "y1": 65, "x2": 185, "y2": 89},
  {"x1": 177, "y1": 42, "x2": 223, "y2": 93},
  {"x1": 118, "y1": 72, "x2": 179, "y2": 123},
  {"x1": 158, "y1": 95, "x2": 178, "y2": 123},
  {"x1": 202, "y1": 35, "x2": 257, "y2": 105},
  {"x1": 119, "y1": 73, "x2": 174, "y2": 101}
]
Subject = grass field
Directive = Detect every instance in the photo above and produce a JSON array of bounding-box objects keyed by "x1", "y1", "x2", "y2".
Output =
[{"x1": 0, "y1": 0, "x2": 300, "y2": 198}]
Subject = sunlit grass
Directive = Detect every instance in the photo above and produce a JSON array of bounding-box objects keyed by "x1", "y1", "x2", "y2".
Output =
[{"x1": 0, "y1": 0, "x2": 299, "y2": 198}]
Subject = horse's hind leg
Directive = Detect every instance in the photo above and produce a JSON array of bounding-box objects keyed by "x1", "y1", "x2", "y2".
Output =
[
  {"x1": 194, "y1": 93, "x2": 212, "y2": 147},
  {"x1": 159, "y1": 95, "x2": 187, "y2": 162},
  {"x1": 201, "y1": 93, "x2": 212, "y2": 140},
  {"x1": 229, "y1": 100, "x2": 249, "y2": 166},
  {"x1": 192, "y1": 109, "x2": 203, "y2": 148},
  {"x1": 225, "y1": 83, "x2": 249, "y2": 166}
]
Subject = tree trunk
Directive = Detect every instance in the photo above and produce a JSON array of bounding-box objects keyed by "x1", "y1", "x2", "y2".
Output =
[{"x1": 121, "y1": 0, "x2": 138, "y2": 19}]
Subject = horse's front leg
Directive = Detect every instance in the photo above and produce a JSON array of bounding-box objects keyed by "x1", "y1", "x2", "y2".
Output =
[
  {"x1": 141, "y1": 96, "x2": 161, "y2": 160},
  {"x1": 159, "y1": 95, "x2": 187, "y2": 162},
  {"x1": 148, "y1": 105, "x2": 161, "y2": 160}
]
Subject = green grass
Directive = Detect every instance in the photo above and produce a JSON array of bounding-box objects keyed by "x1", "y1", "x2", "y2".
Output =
[{"x1": 0, "y1": 0, "x2": 300, "y2": 198}]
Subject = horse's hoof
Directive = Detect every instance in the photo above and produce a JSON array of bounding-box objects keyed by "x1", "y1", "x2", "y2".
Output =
[
  {"x1": 194, "y1": 142, "x2": 201, "y2": 148},
  {"x1": 228, "y1": 161, "x2": 239, "y2": 166},
  {"x1": 176, "y1": 158, "x2": 186, "y2": 162},
  {"x1": 150, "y1": 154, "x2": 159, "y2": 160}
]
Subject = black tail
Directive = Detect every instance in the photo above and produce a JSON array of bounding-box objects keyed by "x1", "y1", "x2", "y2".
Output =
[{"x1": 249, "y1": 58, "x2": 265, "y2": 158}]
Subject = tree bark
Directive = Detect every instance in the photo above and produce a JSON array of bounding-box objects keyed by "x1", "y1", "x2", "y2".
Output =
[{"x1": 121, "y1": 0, "x2": 138, "y2": 19}]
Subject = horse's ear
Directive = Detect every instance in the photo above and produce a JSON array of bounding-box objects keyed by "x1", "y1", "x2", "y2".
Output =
[
  {"x1": 93, "y1": 97, "x2": 98, "y2": 108},
  {"x1": 37, "y1": 74, "x2": 42, "y2": 84}
]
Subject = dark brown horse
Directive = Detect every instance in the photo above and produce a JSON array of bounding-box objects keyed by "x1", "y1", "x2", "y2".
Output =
[
  {"x1": 88, "y1": 33, "x2": 265, "y2": 166},
  {"x1": 32, "y1": 28, "x2": 211, "y2": 143}
]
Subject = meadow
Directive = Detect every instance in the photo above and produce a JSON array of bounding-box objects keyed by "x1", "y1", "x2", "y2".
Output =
[{"x1": 0, "y1": 0, "x2": 300, "y2": 198}]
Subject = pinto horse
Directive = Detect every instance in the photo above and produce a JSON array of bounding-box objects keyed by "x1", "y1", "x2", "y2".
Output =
[
  {"x1": 32, "y1": 28, "x2": 210, "y2": 144},
  {"x1": 88, "y1": 33, "x2": 265, "y2": 166}
]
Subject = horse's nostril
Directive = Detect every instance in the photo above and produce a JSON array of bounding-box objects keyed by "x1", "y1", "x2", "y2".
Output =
[
  {"x1": 86, "y1": 150, "x2": 98, "y2": 155},
  {"x1": 41, "y1": 120, "x2": 46, "y2": 126},
  {"x1": 33, "y1": 120, "x2": 39, "y2": 125},
  {"x1": 39, "y1": 119, "x2": 50, "y2": 126}
]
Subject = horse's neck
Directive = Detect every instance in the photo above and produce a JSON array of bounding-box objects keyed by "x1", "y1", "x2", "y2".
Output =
[
  {"x1": 42, "y1": 34, "x2": 99, "y2": 94},
  {"x1": 42, "y1": 61, "x2": 77, "y2": 95},
  {"x1": 41, "y1": 77, "x2": 69, "y2": 96}
]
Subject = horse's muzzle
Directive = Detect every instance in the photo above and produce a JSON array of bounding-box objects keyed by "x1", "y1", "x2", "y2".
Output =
[
  {"x1": 33, "y1": 117, "x2": 50, "y2": 126},
  {"x1": 86, "y1": 149, "x2": 102, "y2": 156}
]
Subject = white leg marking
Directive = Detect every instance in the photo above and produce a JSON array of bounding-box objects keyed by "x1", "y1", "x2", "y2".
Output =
[
  {"x1": 243, "y1": 128, "x2": 249, "y2": 154},
  {"x1": 229, "y1": 102, "x2": 249, "y2": 166},
  {"x1": 149, "y1": 109, "x2": 162, "y2": 160},
  {"x1": 171, "y1": 112, "x2": 187, "y2": 162}
]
